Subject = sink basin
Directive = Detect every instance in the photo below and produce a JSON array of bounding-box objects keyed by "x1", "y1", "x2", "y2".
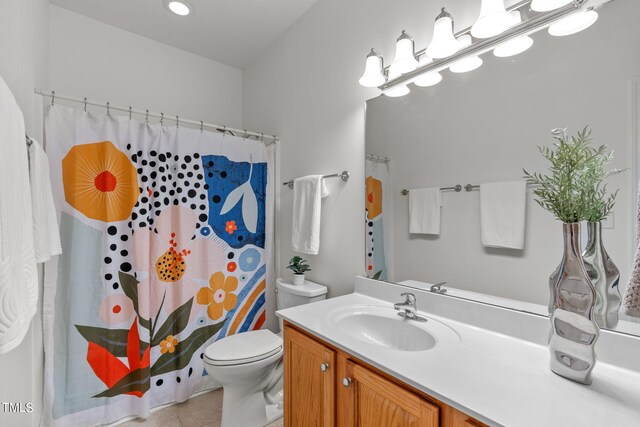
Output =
[{"x1": 328, "y1": 305, "x2": 459, "y2": 352}]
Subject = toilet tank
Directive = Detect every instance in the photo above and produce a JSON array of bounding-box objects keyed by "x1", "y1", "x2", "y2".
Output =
[{"x1": 276, "y1": 278, "x2": 327, "y2": 332}]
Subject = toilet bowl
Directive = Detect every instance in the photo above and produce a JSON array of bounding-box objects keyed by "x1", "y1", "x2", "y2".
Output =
[{"x1": 203, "y1": 278, "x2": 327, "y2": 427}]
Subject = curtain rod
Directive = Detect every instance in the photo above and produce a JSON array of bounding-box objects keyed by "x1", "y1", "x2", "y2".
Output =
[{"x1": 34, "y1": 89, "x2": 279, "y2": 145}]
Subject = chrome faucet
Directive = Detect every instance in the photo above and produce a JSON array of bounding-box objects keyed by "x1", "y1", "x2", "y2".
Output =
[
  {"x1": 394, "y1": 293, "x2": 427, "y2": 322},
  {"x1": 430, "y1": 282, "x2": 447, "y2": 293}
]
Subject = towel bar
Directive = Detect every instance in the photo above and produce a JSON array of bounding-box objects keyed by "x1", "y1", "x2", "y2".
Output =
[{"x1": 283, "y1": 170, "x2": 350, "y2": 189}]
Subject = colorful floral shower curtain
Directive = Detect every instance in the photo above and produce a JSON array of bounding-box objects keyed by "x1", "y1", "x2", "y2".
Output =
[
  {"x1": 42, "y1": 106, "x2": 274, "y2": 427},
  {"x1": 365, "y1": 159, "x2": 391, "y2": 281}
]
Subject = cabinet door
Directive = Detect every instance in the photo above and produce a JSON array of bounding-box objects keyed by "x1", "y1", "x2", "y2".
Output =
[
  {"x1": 284, "y1": 325, "x2": 336, "y2": 427},
  {"x1": 444, "y1": 406, "x2": 489, "y2": 427},
  {"x1": 340, "y1": 361, "x2": 439, "y2": 427}
]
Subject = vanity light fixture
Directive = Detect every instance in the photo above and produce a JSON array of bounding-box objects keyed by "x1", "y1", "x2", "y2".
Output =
[
  {"x1": 359, "y1": 49, "x2": 387, "y2": 88},
  {"x1": 531, "y1": 0, "x2": 573, "y2": 12},
  {"x1": 392, "y1": 31, "x2": 419, "y2": 74},
  {"x1": 383, "y1": 69, "x2": 410, "y2": 97},
  {"x1": 470, "y1": 0, "x2": 515, "y2": 39},
  {"x1": 548, "y1": 8, "x2": 599, "y2": 36},
  {"x1": 359, "y1": 0, "x2": 612, "y2": 93},
  {"x1": 411, "y1": 56, "x2": 443, "y2": 87},
  {"x1": 164, "y1": 0, "x2": 192, "y2": 16},
  {"x1": 493, "y1": 11, "x2": 534, "y2": 57},
  {"x1": 425, "y1": 8, "x2": 460, "y2": 59},
  {"x1": 449, "y1": 35, "x2": 483, "y2": 73}
]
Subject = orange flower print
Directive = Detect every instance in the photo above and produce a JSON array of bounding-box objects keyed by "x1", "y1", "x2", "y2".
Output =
[
  {"x1": 159, "y1": 335, "x2": 178, "y2": 354},
  {"x1": 62, "y1": 141, "x2": 140, "y2": 222},
  {"x1": 225, "y1": 220, "x2": 238, "y2": 234},
  {"x1": 197, "y1": 272, "x2": 238, "y2": 320},
  {"x1": 227, "y1": 262, "x2": 237, "y2": 272}
]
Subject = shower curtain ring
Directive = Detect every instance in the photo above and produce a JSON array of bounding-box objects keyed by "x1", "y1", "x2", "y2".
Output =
[
  {"x1": 243, "y1": 129, "x2": 248, "y2": 139},
  {"x1": 176, "y1": 115, "x2": 179, "y2": 128},
  {"x1": 260, "y1": 132, "x2": 264, "y2": 142},
  {"x1": 223, "y1": 125, "x2": 227, "y2": 136},
  {"x1": 160, "y1": 113, "x2": 164, "y2": 126},
  {"x1": 83, "y1": 97, "x2": 87, "y2": 112},
  {"x1": 51, "y1": 91, "x2": 55, "y2": 107},
  {"x1": 106, "y1": 102, "x2": 110, "y2": 116},
  {"x1": 200, "y1": 121, "x2": 204, "y2": 132},
  {"x1": 145, "y1": 110, "x2": 149, "y2": 124},
  {"x1": 129, "y1": 106, "x2": 132, "y2": 120}
]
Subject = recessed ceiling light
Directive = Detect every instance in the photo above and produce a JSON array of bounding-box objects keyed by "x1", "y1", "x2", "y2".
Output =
[{"x1": 164, "y1": 0, "x2": 192, "y2": 16}]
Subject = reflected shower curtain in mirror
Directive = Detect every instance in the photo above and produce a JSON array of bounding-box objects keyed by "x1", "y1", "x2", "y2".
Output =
[
  {"x1": 42, "y1": 106, "x2": 274, "y2": 427},
  {"x1": 365, "y1": 159, "x2": 391, "y2": 281}
]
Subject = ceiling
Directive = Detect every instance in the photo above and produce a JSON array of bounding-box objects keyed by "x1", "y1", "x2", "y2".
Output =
[{"x1": 50, "y1": 0, "x2": 320, "y2": 68}]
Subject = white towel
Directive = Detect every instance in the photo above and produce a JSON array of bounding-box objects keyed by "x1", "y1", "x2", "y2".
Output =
[
  {"x1": 480, "y1": 181, "x2": 527, "y2": 250},
  {"x1": 28, "y1": 139, "x2": 62, "y2": 263},
  {"x1": 292, "y1": 175, "x2": 330, "y2": 255},
  {"x1": 409, "y1": 188, "x2": 442, "y2": 235},
  {"x1": 0, "y1": 75, "x2": 38, "y2": 354}
]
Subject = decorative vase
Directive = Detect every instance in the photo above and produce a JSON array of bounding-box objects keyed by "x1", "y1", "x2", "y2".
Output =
[
  {"x1": 548, "y1": 222, "x2": 599, "y2": 385},
  {"x1": 582, "y1": 221, "x2": 621, "y2": 329},
  {"x1": 292, "y1": 274, "x2": 305, "y2": 286}
]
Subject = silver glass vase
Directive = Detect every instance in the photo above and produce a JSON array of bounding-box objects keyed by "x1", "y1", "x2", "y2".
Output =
[
  {"x1": 582, "y1": 221, "x2": 621, "y2": 329},
  {"x1": 548, "y1": 222, "x2": 599, "y2": 385}
]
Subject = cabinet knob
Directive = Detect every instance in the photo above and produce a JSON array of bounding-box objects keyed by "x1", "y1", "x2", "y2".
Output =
[
  {"x1": 342, "y1": 377, "x2": 352, "y2": 387},
  {"x1": 320, "y1": 363, "x2": 330, "y2": 372}
]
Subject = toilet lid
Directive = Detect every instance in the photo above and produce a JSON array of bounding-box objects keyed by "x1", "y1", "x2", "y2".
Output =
[{"x1": 204, "y1": 330, "x2": 282, "y2": 366}]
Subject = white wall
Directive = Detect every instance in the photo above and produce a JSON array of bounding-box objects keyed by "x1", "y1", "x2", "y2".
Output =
[
  {"x1": 49, "y1": 5, "x2": 243, "y2": 128},
  {"x1": 241, "y1": 0, "x2": 525, "y2": 319},
  {"x1": 366, "y1": 0, "x2": 638, "y2": 305},
  {"x1": 0, "y1": 1, "x2": 50, "y2": 425}
]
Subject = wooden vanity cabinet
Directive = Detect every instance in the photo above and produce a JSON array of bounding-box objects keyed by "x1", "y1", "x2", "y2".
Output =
[{"x1": 284, "y1": 322, "x2": 488, "y2": 427}]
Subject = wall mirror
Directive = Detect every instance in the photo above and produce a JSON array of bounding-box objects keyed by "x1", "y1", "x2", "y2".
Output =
[{"x1": 364, "y1": 0, "x2": 640, "y2": 336}]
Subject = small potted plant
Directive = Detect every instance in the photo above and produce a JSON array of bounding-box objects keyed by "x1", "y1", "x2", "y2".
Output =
[{"x1": 287, "y1": 256, "x2": 311, "y2": 285}]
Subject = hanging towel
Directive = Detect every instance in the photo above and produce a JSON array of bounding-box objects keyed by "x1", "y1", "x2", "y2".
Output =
[
  {"x1": 623, "y1": 186, "x2": 640, "y2": 318},
  {"x1": 0, "y1": 75, "x2": 38, "y2": 355},
  {"x1": 292, "y1": 175, "x2": 330, "y2": 254},
  {"x1": 409, "y1": 188, "x2": 442, "y2": 235},
  {"x1": 28, "y1": 138, "x2": 62, "y2": 263},
  {"x1": 480, "y1": 181, "x2": 527, "y2": 250}
]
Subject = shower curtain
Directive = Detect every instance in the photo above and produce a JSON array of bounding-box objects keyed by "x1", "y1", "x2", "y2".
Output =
[
  {"x1": 365, "y1": 159, "x2": 391, "y2": 281},
  {"x1": 42, "y1": 105, "x2": 274, "y2": 427}
]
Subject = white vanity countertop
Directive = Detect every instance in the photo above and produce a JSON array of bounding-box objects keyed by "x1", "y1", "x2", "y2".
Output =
[{"x1": 276, "y1": 291, "x2": 640, "y2": 427}]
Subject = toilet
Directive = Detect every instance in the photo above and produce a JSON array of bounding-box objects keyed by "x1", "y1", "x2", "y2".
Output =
[{"x1": 203, "y1": 278, "x2": 328, "y2": 427}]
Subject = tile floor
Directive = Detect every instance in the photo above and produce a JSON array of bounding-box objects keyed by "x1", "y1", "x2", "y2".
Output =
[{"x1": 119, "y1": 389, "x2": 283, "y2": 427}]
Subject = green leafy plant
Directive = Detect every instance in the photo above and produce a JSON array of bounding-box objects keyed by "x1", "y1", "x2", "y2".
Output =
[
  {"x1": 287, "y1": 256, "x2": 311, "y2": 275},
  {"x1": 523, "y1": 127, "x2": 621, "y2": 223}
]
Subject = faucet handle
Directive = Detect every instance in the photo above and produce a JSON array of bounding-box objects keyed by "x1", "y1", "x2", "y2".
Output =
[{"x1": 400, "y1": 292, "x2": 416, "y2": 304}]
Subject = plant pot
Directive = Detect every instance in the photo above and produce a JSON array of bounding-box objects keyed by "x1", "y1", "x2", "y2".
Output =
[
  {"x1": 582, "y1": 221, "x2": 621, "y2": 329},
  {"x1": 548, "y1": 222, "x2": 599, "y2": 385},
  {"x1": 292, "y1": 274, "x2": 305, "y2": 286}
]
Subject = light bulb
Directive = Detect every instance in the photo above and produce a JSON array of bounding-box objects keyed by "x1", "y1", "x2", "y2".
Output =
[
  {"x1": 548, "y1": 9, "x2": 598, "y2": 36},
  {"x1": 531, "y1": 0, "x2": 573, "y2": 12},
  {"x1": 391, "y1": 31, "x2": 419, "y2": 74},
  {"x1": 166, "y1": 1, "x2": 191, "y2": 16},
  {"x1": 471, "y1": 0, "x2": 514, "y2": 39},
  {"x1": 426, "y1": 8, "x2": 460, "y2": 59},
  {"x1": 449, "y1": 35, "x2": 483, "y2": 73},
  {"x1": 411, "y1": 56, "x2": 443, "y2": 87},
  {"x1": 359, "y1": 49, "x2": 386, "y2": 88},
  {"x1": 383, "y1": 69, "x2": 410, "y2": 97},
  {"x1": 493, "y1": 12, "x2": 534, "y2": 57}
]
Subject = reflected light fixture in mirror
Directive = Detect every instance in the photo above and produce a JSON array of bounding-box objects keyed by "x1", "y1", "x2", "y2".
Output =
[
  {"x1": 449, "y1": 35, "x2": 483, "y2": 73},
  {"x1": 359, "y1": 49, "x2": 386, "y2": 87},
  {"x1": 548, "y1": 8, "x2": 599, "y2": 36},
  {"x1": 383, "y1": 68, "x2": 410, "y2": 97},
  {"x1": 392, "y1": 31, "x2": 419, "y2": 74},
  {"x1": 493, "y1": 11, "x2": 534, "y2": 57},
  {"x1": 531, "y1": 0, "x2": 573, "y2": 12},
  {"x1": 471, "y1": 0, "x2": 514, "y2": 39},
  {"x1": 164, "y1": 0, "x2": 191, "y2": 16},
  {"x1": 411, "y1": 56, "x2": 443, "y2": 87},
  {"x1": 425, "y1": 8, "x2": 460, "y2": 59}
]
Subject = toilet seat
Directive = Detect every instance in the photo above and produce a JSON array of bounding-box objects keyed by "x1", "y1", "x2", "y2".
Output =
[{"x1": 205, "y1": 329, "x2": 283, "y2": 366}]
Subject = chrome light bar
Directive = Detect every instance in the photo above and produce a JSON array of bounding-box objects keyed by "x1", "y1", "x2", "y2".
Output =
[{"x1": 378, "y1": 0, "x2": 612, "y2": 92}]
